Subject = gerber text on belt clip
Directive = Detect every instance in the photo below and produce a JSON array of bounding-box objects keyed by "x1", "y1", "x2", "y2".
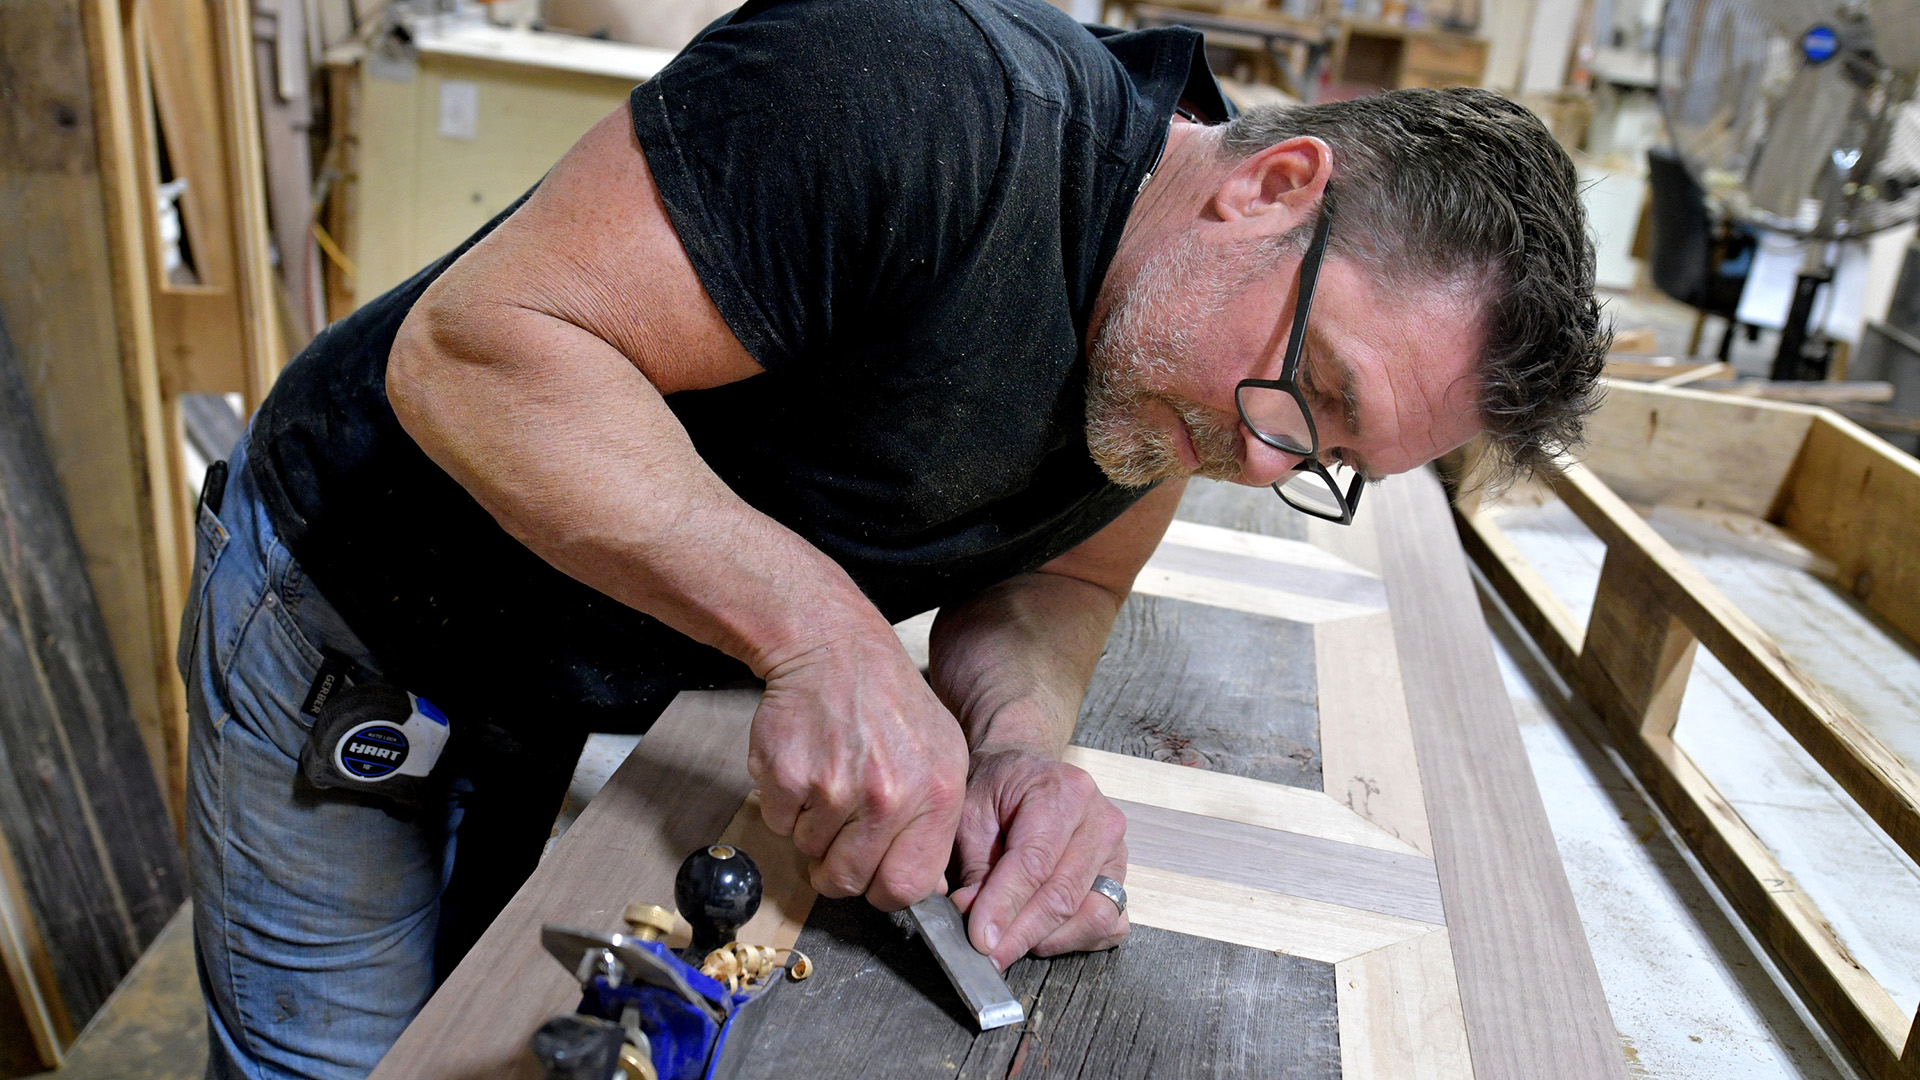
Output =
[{"x1": 298, "y1": 658, "x2": 450, "y2": 810}]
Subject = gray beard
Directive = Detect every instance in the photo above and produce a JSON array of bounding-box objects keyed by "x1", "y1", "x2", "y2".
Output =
[{"x1": 1084, "y1": 233, "x2": 1260, "y2": 487}]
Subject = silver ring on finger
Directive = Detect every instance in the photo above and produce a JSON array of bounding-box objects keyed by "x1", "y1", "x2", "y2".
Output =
[{"x1": 1090, "y1": 874, "x2": 1127, "y2": 915}]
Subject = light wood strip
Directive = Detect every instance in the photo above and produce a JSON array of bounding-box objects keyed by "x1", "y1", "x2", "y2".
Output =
[
  {"x1": 1162, "y1": 518, "x2": 1383, "y2": 578},
  {"x1": 715, "y1": 792, "x2": 815, "y2": 954},
  {"x1": 1371, "y1": 469, "x2": 1628, "y2": 1080},
  {"x1": 1552, "y1": 462, "x2": 1920, "y2": 867},
  {"x1": 1063, "y1": 745, "x2": 1423, "y2": 857},
  {"x1": 1148, "y1": 539, "x2": 1389, "y2": 608},
  {"x1": 369, "y1": 690, "x2": 760, "y2": 1080},
  {"x1": 1337, "y1": 928, "x2": 1475, "y2": 1080},
  {"x1": 1125, "y1": 864, "x2": 1438, "y2": 965},
  {"x1": 1315, "y1": 611, "x2": 1435, "y2": 857},
  {"x1": 1118, "y1": 799, "x2": 1445, "y2": 925},
  {"x1": 1581, "y1": 379, "x2": 1816, "y2": 517},
  {"x1": 1130, "y1": 566, "x2": 1383, "y2": 624}
]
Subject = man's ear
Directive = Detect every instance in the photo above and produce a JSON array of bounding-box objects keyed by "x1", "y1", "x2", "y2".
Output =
[{"x1": 1210, "y1": 136, "x2": 1331, "y2": 232}]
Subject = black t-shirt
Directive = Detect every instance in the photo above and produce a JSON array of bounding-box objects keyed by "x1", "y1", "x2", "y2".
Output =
[{"x1": 246, "y1": 0, "x2": 1230, "y2": 732}]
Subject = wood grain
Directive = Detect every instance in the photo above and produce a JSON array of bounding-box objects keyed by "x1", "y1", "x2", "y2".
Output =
[
  {"x1": 1173, "y1": 477, "x2": 1312, "y2": 540},
  {"x1": 2, "y1": 0, "x2": 187, "y2": 844},
  {"x1": 1371, "y1": 468, "x2": 1628, "y2": 1080},
  {"x1": 1336, "y1": 928, "x2": 1473, "y2": 1080},
  {"x1": 1777, "y1": 412, "x2": 1920, "y2": 648},
  {"x1": 1581, "y1": 549, "x2": 1699, "y2": 741},
  {"x1": 1124, "y1": 864, "x2": 1438, "y2": 964},
  {"x1": 1161, "y1": 518, "x2": 1382, "y2": 579},
  {"x1": 1553, "y1": 463, "x2": 1920, "y2": 867},
  {"x1": 367, "y1": 690, "x2": 760, "y2": 1080},
  {"x1": 1315, "y1": 611, "x2": 1434, "y2": 857},
  {"x1": 715, "y1": 793, "x2": 815, "y2": 954},
  {"x1": 0, "y1": 311, "x2": 186, "y2": 1059},
  {"x1": 722, "y1": 900, "x2": 1342, "y2": 1080},
  {"x1": 1580, "y1": 379, "x2": 1815, "y2": 516},
  {"x1": 1146, "y1": 539, "x2": 1389, "y2": 609},
  {"x1": 1062, "y1": 745, "x2": 1423, "y2": 856},
  {"x1": 1130, "y1": 565, "x2": 1386, "y2": 624},
  {"x1": 1459, "y1": 463, "x2": 1920, "y2": 1079},
  {"x1": 1116, "y1": 799, "x2": 1445, "y2": 925},
  {"x1": 1076, "y1": 593, "x2": 1321, "y2": 788}
]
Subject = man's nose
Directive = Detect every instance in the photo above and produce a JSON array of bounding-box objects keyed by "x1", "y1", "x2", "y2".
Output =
[{"x1": 1235, "y1": 428, "x2": 1302, "y2": 488}]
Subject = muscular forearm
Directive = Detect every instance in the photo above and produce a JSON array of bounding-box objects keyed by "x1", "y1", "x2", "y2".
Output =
[
  {"x1": 388, "y1": 297, "x2": 895, "y2": 678},
  {"x1": 927, "y1": 571, "x2": 1127, "y2": 757}
]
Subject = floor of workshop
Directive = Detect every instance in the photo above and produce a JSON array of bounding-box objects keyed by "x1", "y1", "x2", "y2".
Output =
[{"x1": 38, "y1": 288, "x2": 1898, "y2": 1080}]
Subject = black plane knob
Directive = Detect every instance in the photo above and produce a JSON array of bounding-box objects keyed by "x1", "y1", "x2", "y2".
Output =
[{"x1": 675, "y1": 843, "x2": 762, "y2": 962}]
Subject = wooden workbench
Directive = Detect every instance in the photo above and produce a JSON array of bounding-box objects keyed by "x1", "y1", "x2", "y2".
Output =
[{"x1": 368, "y1": 470, "x2": 1627, "y2": 1080}]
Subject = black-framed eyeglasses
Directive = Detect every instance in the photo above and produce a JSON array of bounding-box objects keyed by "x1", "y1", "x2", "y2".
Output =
[{"x1": 1233, "y1": 204, "x2": 1366, "y2": 526}]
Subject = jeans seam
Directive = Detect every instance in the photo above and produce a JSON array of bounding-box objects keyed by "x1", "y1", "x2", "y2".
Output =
[{"x1": 215, "y1": 712, "x2": 262, "y2": 1072}]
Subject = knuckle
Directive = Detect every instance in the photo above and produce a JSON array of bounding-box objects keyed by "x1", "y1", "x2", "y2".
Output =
[
  {"x1": 1062, "y1": 766, "x2": 1098, "y2": 800},
  {"x1": 1015, "y1": 844, "x2": 1059, "y2": 888},
  {"x1": 1034, "y1": 877, "x2": 1084, "y2": 923},
  {"x1": 869, "y1": 866, "x2": 933, "y2": 910},
  {"x1": 811, "y1": 864, "x2": 864, "y2": 899}
]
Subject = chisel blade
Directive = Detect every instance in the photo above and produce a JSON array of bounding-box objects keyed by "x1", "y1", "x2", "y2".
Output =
[{"x1": 906, "y1": 893, "x2": 1025, "y2": 1031}]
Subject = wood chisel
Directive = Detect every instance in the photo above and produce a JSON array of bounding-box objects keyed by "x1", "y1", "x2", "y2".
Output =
[{"x1": 906, "y1": 894, "x2": 1025, "y2": 1030}]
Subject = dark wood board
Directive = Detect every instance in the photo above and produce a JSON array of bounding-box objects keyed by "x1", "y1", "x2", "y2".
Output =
[
  {"x1": 725, "y1": 897, "x2": 1340, "y2": 1080},
  {"x1": 1076, "y1": 593, "x2": 1321, "y2": 789},
  {"x1": 0, "y1": 313, "x2": 186, "y2": 1046},
  {"x1": 1368, "y1": 469, "x2": 1627, "y2": 1080},
  {"x1": 367, "y1": 691, "x2": 760, "y2": 1080}
]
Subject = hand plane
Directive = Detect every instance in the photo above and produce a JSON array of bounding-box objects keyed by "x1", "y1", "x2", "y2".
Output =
[{"x1": 530, "y1": 843, "x2": 808, "y2": 1080}]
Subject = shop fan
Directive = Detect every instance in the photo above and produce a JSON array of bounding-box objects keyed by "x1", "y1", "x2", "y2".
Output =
[{"x1": 1658, "y1": 0, "x2": 1920, "y2": 377}]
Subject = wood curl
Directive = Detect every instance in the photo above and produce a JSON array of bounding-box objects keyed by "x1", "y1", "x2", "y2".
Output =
[{"x1": 700, "y1": 943, "x2": 815, "y2": 993}]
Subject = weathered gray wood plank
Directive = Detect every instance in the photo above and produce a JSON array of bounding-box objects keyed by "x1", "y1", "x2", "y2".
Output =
[
  {"x1": 1175, "y1": 478, "x2": 1311, "y2": 540},
  {"x1": 727, "y1": 898, "x2": 1340, "y2": 1080},
  {"x1": 1076, "y1": 594, "x2": 1321, "y2": 788},
  {"x1": 0, "y1": 313, "x2": 185, "y2": 1045}
]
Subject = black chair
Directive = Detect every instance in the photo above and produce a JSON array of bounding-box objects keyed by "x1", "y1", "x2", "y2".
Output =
[{"x1": 1646, "y1": 146, "x2": 1758, "y2": 361}]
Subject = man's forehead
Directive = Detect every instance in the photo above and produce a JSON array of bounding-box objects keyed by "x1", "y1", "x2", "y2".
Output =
[{"x1": 1301, "y1": 283, "x2": 1484, "y2": 479}]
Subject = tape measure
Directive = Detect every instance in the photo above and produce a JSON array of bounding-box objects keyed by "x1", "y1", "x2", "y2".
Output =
[{"x1": 298, "y1": 672, "x2": 450, "y2": 810}]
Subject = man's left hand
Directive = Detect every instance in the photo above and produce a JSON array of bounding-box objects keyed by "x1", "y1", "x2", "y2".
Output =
[{"x1": 947, "y1": 746, "x2": 1130, "y2": 970}]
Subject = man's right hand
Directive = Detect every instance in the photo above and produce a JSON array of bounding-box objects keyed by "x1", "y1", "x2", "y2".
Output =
[{"x1": 749, "y1": 634, "x2": 969, "y2": 911}]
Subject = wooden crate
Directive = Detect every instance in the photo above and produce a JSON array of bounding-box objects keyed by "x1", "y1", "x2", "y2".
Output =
[{"x1": 1449, "y1": 379, "x2": 1920, "y2": 1080}]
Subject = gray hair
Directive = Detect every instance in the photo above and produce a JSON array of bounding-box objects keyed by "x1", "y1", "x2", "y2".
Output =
[{"x1": 1218, "y1": 88, "x2": 1610, "y2": 483}]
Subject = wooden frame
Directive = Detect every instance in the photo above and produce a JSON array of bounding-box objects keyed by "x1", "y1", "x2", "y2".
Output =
[
  {"x1": 0, "y1": 0, "x2": 277, "y2": 1067},
  {"x1": 368, "y1": 470, "x2": 1624, "y2": 1080},
  {"x1": 1449, "y1": 379, "x2": 1920, "y2": 1080}
]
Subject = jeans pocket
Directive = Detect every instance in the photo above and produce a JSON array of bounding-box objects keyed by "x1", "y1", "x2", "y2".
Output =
[{"x1": 178, "y1": 495, "x2": 232, "y2": 677}]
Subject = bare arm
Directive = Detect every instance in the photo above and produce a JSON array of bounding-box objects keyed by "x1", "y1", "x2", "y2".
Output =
[
  {"x1": 387, "y1": 105, "x2": 965, "y2": 908},
  {"x1": 928, "y1": 479, "x2": 1186, "y2": 966}
]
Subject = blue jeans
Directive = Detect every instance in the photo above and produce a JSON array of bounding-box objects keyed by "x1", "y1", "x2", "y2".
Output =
[{"x1": 182, "y1": 436, "x2": 463, "y2": 1079}]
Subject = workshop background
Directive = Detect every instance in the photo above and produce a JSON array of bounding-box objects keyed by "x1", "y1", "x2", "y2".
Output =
[{"x1": 2, "y1": 0, "x2": 1918, "y2": 1076}]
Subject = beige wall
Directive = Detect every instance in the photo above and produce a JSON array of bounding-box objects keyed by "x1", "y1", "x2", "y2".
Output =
[{"x1": 539, "y1": 0, "x2": 735, "y2": 50}]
